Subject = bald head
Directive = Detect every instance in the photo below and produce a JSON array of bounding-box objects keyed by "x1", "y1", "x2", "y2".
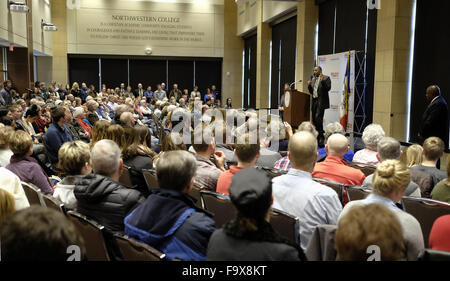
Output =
[
  {"x1": 426, "y1": 85, "x2": 440, "y2": 102},
  {"x1": 288, "y1": 131, "x2": 318, "y2": 171},
  {"x1": 326, "y1": 134, "x2": 349, "y2": 158}
]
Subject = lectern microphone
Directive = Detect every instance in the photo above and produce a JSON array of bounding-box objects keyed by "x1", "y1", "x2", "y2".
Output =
[{"x1": 289, "y1": 80, "x2": 303, "y2": 88}]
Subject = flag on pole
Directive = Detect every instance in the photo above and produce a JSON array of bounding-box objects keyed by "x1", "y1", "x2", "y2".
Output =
[{"x1": 340, "y1": 51, "x2": 351, "y2": 130}]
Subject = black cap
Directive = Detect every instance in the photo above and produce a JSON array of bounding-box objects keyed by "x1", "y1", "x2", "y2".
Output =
[{"x1": 229, "y1": 168, "x2": 272, "y2": 219}]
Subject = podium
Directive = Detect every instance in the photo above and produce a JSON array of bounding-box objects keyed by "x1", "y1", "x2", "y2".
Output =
[{"x1": 283, "y1": 89, "x2": 311, "y2": 128}]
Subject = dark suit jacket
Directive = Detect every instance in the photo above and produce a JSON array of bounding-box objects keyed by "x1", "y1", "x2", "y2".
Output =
[
  {"x1": 308, "y1": 75, "x2": 331, "y2": 110},
  {"x1": 420, "y1": 96, "x2": 449, "y2": 148},
  {"x1": 134, "y1": 89, "x2": 144, "y2": 98}
]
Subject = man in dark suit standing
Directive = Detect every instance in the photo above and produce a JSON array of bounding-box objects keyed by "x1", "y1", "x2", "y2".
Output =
[
  {"x1": 134, "y1": 83, "x2": 144, "y2": 99},
  {"x1": 419, "y1": 85, "x2": 449, "y2": 150},
  {"x1": 308, "y1": 66, "x2": 331, "y2": 147}
]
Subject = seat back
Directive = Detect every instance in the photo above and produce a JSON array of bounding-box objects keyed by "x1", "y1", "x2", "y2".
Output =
[
  {"x1": 189, "y1": 186, "x2": 204, "y2": 209},
  {"x1": 114, "y1": 234, "x2": 166, "y2": 261},
  {"x1": 348, "y1": 162, "x2": 377, "y2": 176},
  {"x1": 66, "y1": 210, "x2": 110, "y2": 261},
  {"x1": 201, "y1": 191, "x2": 235, "y2": 228},
  {"x1": 21, "y1": 182, "x2": 45, "y2": 206},
  {"x1": 143, "y1": 170, "x2": 159, "y2": 190},
  {"x1": 270, "y1": 208, "x2": 300, "y2": 245},
  {"x1": 42, "y1": 194, "x2": 65, "y2": 214},
  {"x1": 345, "y1": 186, "x2": 371, "y2": 202},
  {"x1": 402, "y1": 197, "x2": 450, "y2": 248},
  {"x1": 418, "y1": 249, "x2": 450, "y2": 261},
  {"x1": 119, "y1": 165, "x2": 134, "y2": 188}
]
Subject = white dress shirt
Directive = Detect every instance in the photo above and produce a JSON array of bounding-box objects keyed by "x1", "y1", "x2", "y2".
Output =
[{"x1": 272, "y1": 168, "x2": 342, "y2": 250}]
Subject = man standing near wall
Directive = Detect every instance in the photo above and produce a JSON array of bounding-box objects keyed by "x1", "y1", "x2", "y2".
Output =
[
  {"x1": 0, "y1": 80, "x2": 13, "y2": 106},
  {"x1": 419, "y1": 85, "x2": 449, "y2": 150},
  {"x1": 308, "y1": 66, "x2": 331, "y2": 147}
]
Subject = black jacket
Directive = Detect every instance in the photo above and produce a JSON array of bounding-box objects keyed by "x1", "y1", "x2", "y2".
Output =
[
  {"x1": 206, "y1": 219, "x2": 306, "y2": 261},
  {"x1": 308, "y1": 75, "x2": 331, "y2": 110},
  {"x1": 420, "y1": 96, "x2": 449, "y2": 149},
  {"x1": 74, "y1": 174, "x2": 145, "y2": 233}
]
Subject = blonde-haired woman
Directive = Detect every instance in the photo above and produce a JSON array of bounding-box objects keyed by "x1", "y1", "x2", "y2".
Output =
[
  {"x1": 90, "y1": 120, "x2": 110, "y2": 149},
  {"x1": 0, "y1": 189, "x2": 15, "y2": 223},
  {"x1": 338, "y1": 160, "x2": 424, "y2": 261},
  {"x1": 54, "y1": 141, "x2": 92, "y2": 209},
  {"x1": 406, "y1": 144, "x2": 423, "y2": 167}
]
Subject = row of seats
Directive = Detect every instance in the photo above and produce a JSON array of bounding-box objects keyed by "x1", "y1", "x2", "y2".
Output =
[{"x1": 20, "y1": 182, "x2": 165, "y2": 261}]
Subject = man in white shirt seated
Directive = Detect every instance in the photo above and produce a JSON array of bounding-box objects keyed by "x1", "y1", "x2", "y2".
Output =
[{"x1": 272, "y1": 131, "x2": 342, "y2": 250}]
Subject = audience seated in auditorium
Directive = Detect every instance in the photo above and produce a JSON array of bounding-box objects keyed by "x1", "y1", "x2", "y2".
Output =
[
  {"x1": 124, "y1": 151, "x2": 216, "y2": 261},
  {"x1": 121, "y1": 127, "x2": 153, "y2": 197},
  {"x1": 431, "y1": 158, "x2": 450, "y2": 203},
  {"x1": 312, "y1": 134, "x2": 366, "y2": 186},
  {"x1": 44, "y1": 106, "x2": 74, "y2": 164},
  {"x1": 429, "y1": 215, "x2": 450, "y2": 253},
  {"x1": 339, "y1": 160, "x2": 424, "y2": 260},
  {"x1": 0, "y1": 189, "x2": 15, "y2": 223},
  {"x1": 207, "y1": 168, "x2": 306, "y2": 261},
  {"x1": 0, "y1": 206, "x2": 85, "y2": 261},
  {"x1": 191, "y1": 127, "x2": 226, "y2": 191},
  {"x1": 353, "y1": 124, "x2": 385, "y2": 166},
  {"x1": 217, "y1": 133, "x2": 260, "y2": 196},
  {"x1": 0, "y1": 167, "x2": 29, "y2": 210},
  {"x1": 362, "y1": 137, "x2": 421, "y2": 197},
  {"x1": 335, "y1": 204, "x2": 404, "y2": 261},
  {"x1": 7, "y1": 130, "x2": 54, "y2": 195},
  {"x1": 0, "y1": 126, "x2": 14, "y2": 167},
  {"x1": 411, "y1": 137, "x2": 447, "y2": 192},
  {"x1": 272, "y1": 131, "x2": 342, "y2": 250},
  {"x1": 53, "y1": 141, "x2": 92, "y2": 210},
  {"x1": 9, "y1": 104, "x2": 25, "y2": 131},
  {"x1": 74, "y1": 140, "x2": 145, "y2": 233}
]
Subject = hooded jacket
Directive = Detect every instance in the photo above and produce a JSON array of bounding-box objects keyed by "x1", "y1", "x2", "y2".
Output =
[
  {"x1": 74, "y1": 174, "x2": 145, "y2": 233},
  {"x1": 124, "y1": 188, "x2": 216, "y2": 261}
]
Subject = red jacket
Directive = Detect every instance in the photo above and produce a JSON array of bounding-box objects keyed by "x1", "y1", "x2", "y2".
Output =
[{"x1": 312, "y1": 156, "x2": 366, "y2": 186}]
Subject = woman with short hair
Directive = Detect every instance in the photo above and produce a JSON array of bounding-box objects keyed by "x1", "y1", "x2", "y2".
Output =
[{"x1": 353, "y1": 123, "x2": 385, "y2": 165}]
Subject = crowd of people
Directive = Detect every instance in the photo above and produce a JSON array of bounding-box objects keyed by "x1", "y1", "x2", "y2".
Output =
[{"x1": 0, "y1": 78, "x2": 448, "y2": 261}]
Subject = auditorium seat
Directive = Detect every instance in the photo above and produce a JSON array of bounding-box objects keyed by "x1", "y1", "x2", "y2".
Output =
[
  {"x1": 42, "y1": 193, "x2": 66, "y2": 214},
  {"x1": 114, "y1": 233, "x2": 166, "y2": 261},
  {"x1": 200, "y1": 190, "x2": 234, "y2": 228},
  {"x1": 305, "y1": 224, "x2": 337, "y2": 261},
  {"x1": 418, "y1": 249, "x2": 450, "y2": 261},
  {"x1": 189, "y1": 185, "x2": 204, "y2": 209},
  {"x1": 347, "y1": 162, "x2": 377, "y2": 176},
  {"x1": 66, "y1": 210, "x2": 110, "y2": 261},
  {"x1": 270, "y1": 208, "x2": 300, "y2": 245},
  {"x1": 344, "y1": 186, "x2": 371, "y2": 202},
  {"x1": 21, "y1": 182, "x2": 44, "y2": 206},
  {"x1": 401, "y1": 197, "x2": 450, "y2": 248},
  {"x1": 143, "y1": 170, "x2": 159, "y2": 190},
  {"x1": 119, "y1": 165, "x2": 134, "y2": 188}
]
